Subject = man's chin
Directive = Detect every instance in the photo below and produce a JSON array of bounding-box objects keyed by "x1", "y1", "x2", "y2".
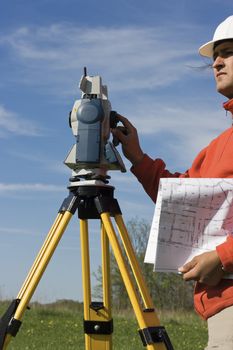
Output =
[{"x1": 217, "y1": 86, "x2": 233, "y2": 99}]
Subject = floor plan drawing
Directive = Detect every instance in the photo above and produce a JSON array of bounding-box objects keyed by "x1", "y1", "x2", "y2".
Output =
[{"x1": 145, "y1": 178, "x2": 233, "y2": 273}]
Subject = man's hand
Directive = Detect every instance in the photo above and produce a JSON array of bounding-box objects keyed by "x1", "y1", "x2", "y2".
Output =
[
  {"x1": 178, "y1": 250, "x2": 224, "y2": 286},
  {"x1": 111, "y1": 114, "x2": 144, "y2": 166}
]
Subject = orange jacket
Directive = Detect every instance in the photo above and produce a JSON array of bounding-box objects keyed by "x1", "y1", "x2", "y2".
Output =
[{"x1": 131, "y1": 99, "x2": 233, "y2": 319}]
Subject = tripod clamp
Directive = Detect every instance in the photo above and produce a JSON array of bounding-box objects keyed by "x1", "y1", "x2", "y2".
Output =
[
  {"x1": 83, "y1": 302, "x2": 113, "y2": 335},
  {"x1": 59, "y1": 183, "x2": 121, "y2": 220},
  {"x1": 0, "y1": 300, "x2": 23, "y2": 349},
  {"x1": 139, "y1": 320, "x2": 174, "y2": 349}
]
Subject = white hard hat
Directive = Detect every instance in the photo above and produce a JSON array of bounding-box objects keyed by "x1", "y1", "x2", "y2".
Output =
[{"x1": 199, "y1": 16, "x2": 233, "y2": 57}]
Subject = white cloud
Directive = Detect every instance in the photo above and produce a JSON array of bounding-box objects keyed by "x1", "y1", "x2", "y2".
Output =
[
  {"x1": 0, "y1": 105, "x2": 41, "y2": 137},
  {"x1": 120, "y1": 97, "x2": 228, "y2": 166},
  {"x1": 0, "y1": 23, "x2": 202, "y2": 94},
  {"x1": 0, "y1": 22, "x2": 225, "y2": 172},
  {"x1": 0, "y1": 227, "x2": 39, "y2": 236},
  {"x1": 134, "y1": 103, "x2": 225, "y2": 137},
  {"x1": 0, "y1": 183, "x2": 64, "y2": 192},
  {"x1": 8, "y1": 150, "x2": 69, "y2": 174}
]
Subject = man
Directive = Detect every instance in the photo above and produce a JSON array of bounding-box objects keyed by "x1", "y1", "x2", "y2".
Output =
[{"x1": 112, "y1": 16, "x2": 233, "y2": 350}]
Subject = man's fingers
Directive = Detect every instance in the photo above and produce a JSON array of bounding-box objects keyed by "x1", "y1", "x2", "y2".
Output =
[
  {"x1": 182, "y1": 268, "x2": 199, "y2": 282},
  {"x1": 115, "y1": 126, "x2": 128, "y2": 135},
  {"x1": 178, "y1": 258, "x2": 200, "y2": 281},
  {"x1": 111, "y1": 127, "x2": 127, "y2": 143},
  {"x1": 178, "y1": 251, "x2": 224, "y2": 285},
  {"x1": 116, "y1": 114, "x2": 134, "y2": 129},
  {"x1": 179, "y1": 258, "x2": 197, "y2": 273}
]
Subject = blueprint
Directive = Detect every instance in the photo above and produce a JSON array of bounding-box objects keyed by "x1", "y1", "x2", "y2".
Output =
[{"x1": 144, "y1": 178, "x2": 233, "y2": 273}]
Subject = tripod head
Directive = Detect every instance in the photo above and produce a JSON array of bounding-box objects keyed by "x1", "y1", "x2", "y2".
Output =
[{"x1": 64, "y1": 68, "x2": 126, "y2": 184}]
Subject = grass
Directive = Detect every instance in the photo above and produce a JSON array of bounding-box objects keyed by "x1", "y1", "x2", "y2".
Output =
[{"x1": 0, "y1": 301, "x2": 207, "y2": 349}]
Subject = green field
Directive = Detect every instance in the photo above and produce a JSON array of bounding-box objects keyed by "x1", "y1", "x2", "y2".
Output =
[{"x1": 0, "y1": 301, "x2": 207, "y2": 349}]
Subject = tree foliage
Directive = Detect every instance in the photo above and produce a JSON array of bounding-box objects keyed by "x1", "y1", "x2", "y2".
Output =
[{"x1": 94, "y1": 217, "x2": 194, "y2": 311}]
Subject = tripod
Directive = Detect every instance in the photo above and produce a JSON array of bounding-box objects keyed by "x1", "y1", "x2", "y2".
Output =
[{"x1": 0, "y1": 180, "x2": 174, "y2": 350}]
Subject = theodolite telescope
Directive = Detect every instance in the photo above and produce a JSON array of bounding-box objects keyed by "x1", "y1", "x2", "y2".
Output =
[{"x1": 64, "y1": 67, "x2": 126, "y2": 182}]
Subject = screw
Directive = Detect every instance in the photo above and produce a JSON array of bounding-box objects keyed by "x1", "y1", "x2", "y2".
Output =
[{"x1": 94, "y1": 324, "x2": 100, "y2": 332}]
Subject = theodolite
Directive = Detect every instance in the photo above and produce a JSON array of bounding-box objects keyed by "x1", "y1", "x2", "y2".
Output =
[{"x1": 64, "y1": 67, "x2": 126, "y2": 184}]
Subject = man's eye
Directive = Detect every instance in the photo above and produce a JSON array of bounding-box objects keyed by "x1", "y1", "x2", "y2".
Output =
[
  {"x1": 224, "y1": 50, "x2": 233, "y2": 57},
  {"x1": 213, "y1": 50, "x2": 233, "y2": 61}
]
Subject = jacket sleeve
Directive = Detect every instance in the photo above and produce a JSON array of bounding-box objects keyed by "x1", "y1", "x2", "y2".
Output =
[
  {"x1": 216, "y1": 235, "x2": 233, "y2": 273},
  {"x1": 131, "y1": 154, "x2": 181, "y2": 203}
]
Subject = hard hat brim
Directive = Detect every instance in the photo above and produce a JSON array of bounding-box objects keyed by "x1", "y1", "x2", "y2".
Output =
[{"x1": 199, "y1": 40, "x2": 215, "y2": 58}]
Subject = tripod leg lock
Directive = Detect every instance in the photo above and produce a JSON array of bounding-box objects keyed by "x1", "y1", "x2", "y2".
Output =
[
  {"x1": 59, "y1": 192, "x2": 79, "y2": 214},
  {"x1": 6, "y1": 318, "x2": 22, "y2": 337},
  {"x1": 0, "y1": 299, "x2": 22, "y2": 349},
  {"x1": 94, "y1": 197, "x2": 121, "y2": 216},
  {"x1": 138, "y1": 326, "x2": 174, "y2": 349},
  {"x1": 84, "y1": 319, "x2": 113, "y2": 335}
]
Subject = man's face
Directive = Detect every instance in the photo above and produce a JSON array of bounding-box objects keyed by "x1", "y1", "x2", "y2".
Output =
[{"x1": 213, "y1": 41, "x2": 233, "y2": 99}]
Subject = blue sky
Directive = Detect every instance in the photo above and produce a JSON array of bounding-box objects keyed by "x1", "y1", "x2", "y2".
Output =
[{"x1": 1, "y1": 0, "x2": 233, "y2": 303}]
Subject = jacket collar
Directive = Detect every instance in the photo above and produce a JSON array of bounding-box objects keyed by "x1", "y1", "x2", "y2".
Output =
[{"x1": 223, "y1": 99, "x2": 233, "y2": 114}]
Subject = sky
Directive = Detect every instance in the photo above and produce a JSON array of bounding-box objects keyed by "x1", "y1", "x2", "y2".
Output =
[{"x1": 1, "y1": 0, "x2": 233, "y2": 304}]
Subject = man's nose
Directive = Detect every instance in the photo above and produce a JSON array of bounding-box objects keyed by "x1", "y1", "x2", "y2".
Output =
[{"x1": 212, "y1": 56, "x2": 225, "y2": 69}]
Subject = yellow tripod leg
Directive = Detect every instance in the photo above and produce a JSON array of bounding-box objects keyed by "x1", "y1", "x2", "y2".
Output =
[
  {"x1": 114, "y1": 214, "x2": 156, "y2": 310},
  {"x1": 3, "y1": 210, "x2": 73, "y2": 350},
  {"x1": 100, "y1": 223, "x2": 112, "y2": 350},
  {"x1": 80, "y1": 220, "x2": 112, "y2": 350},
  {"x1": 80, "y1": 219, "x2": 91, "y2": 350},
  {"x1": 17, "y1": 213, "x2": 63, "y2": 300},
  {"x1": 100, "y1": 212, "x2": 167, "y2": 350}
]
